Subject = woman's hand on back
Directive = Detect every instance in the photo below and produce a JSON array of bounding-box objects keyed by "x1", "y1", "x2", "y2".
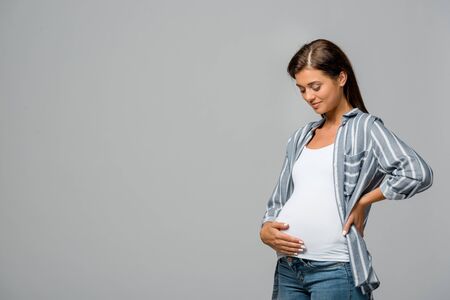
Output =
[
  {"x1": 260, "y1": 221, "x2": 305, "y2": 256},
  {"x1": 342, "y1": 199, "x2": 368, "y2": 238}
]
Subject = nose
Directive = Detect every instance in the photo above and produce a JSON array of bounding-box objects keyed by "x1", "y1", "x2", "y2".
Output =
[{"x1": 304, "y1": 91, "x2": 315, "y2": 103}]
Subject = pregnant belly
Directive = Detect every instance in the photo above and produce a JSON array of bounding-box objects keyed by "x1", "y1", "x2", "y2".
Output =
[{"x1": 275, "y1": 197, "x2": 346, "y2": 255}]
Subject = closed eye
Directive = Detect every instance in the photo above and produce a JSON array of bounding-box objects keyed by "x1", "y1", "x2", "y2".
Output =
[{"x1": 299, "y1": 86, "x2": 321, "y2": 93}]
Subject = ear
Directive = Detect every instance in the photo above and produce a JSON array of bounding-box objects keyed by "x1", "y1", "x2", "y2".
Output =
[{"x1": 338, "y1": 70, "x2": 347, "y2": 87}]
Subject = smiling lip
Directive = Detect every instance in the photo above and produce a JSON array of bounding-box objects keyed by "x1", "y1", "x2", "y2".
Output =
[{"x1": 311, "y1": 102, "x2": 321, "y2": 108}]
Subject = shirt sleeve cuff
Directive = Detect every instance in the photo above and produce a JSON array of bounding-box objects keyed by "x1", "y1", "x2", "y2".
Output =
[
  {"x1": 379, "y1": 179, "x2": 407, "y2": 200},
  {"x1": 261, "y1": 217, "x2": 277, "y2": 228}
]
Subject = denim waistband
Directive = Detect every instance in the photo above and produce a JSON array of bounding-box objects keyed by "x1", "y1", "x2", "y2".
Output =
[{"x1": 281, "y1": 256, "x2": 350, "y2": 269}]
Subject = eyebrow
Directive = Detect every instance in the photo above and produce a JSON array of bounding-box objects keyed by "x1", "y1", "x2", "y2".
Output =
[{"x1": 295, "y1": 81, "x2": 321, "y2": 88}]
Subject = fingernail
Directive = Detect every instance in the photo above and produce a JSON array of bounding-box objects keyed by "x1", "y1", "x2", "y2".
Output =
[{"x1": 342, "y1": 230, "x2": 347, "y2": 236}]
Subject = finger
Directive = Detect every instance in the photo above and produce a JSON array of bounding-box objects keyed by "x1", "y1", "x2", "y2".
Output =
[
  {"x1": 277, "y1": 239, "x2": 306, "y2": 251},
  {"x1": 278, "y1": 232, "x2": 304, "y2": 244},
  {"x1": 279, "y1": 250, "x2": 298, "y2": 256},
  {"x1": 279, "y1": 245, "x2": 304, "y2": 254},
  {"x1": 271, "y1": 222, "x2": 290, "y2": 230},
  {"x1": 354, "y1": 224, "x2": 362, "y2": 237},
  {"x1": 278, "y1": 244, "x2": 305, "y2": 255},
  {"x1": 342, "y1": 222, "x2": 350, "y2": 236},
  {"x1": 272, "y1": 238, "x2": 303, "y2": 253}
]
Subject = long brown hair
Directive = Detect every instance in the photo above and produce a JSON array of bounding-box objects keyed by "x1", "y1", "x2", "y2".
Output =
[{"x1": 286, "y1": 39, "x2": 369, "y2": 118}]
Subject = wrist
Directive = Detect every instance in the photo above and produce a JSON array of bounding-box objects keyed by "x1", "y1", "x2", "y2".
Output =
[
  {"x1": 359, "y1": 196, "x2": 371, "y2": 207},
  {"x1": 359, "y1": 187, "x2": 386, "y2": 207}
]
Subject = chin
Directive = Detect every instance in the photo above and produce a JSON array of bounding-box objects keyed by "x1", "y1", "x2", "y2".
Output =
[{"x1": 314, "y1": 107, "x2": 325, "y2": 114}]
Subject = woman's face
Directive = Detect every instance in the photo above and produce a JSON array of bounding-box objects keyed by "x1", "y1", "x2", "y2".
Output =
[{"x1": 294, "y1": 68, "x2": 348, "y2": 115}]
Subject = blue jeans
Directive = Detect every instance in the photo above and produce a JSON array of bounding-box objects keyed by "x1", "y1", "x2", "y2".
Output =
[{"x1": 272, "y1": 256, "x2": 371, "y2": 300}]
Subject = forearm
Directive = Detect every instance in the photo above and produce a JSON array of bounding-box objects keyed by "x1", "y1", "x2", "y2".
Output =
[{"x1": 359, "y1": 186, "x2": 386, "y2": 206}]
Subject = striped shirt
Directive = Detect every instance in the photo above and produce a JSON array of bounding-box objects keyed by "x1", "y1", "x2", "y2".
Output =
[{"x1": 261, "y1": 107, "x2": 434, "y2": 298}]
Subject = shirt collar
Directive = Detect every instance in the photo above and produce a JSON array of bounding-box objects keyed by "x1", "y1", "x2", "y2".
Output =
[
  {"x1": 342, "y1": 107, "x2": 361, "y2": 118},
  {"x1": 315, "y1": 107, "x2": 362, "y2": 127}
]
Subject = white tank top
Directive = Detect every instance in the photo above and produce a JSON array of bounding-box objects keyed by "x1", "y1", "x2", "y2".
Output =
[{"x1": 275, "y1": 143, "x2": 349, "y2": 261}]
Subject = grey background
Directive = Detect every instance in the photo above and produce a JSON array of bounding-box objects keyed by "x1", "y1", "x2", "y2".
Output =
[{"x1": 0, "y1": 0, "x2": 448, "y2": 299}]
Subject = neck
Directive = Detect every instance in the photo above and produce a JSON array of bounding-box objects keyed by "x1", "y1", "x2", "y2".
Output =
[{"x1": 324, "y1": 102, "x2": 354, "y2": 127}]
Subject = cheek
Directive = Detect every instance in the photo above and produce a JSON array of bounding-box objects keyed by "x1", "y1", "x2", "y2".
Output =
[
  {"x1": 318, "y1": 87, "x2": 336, "y2": 100},
  {"x1": 316, "y1": 89, "x2": 330, "y2": 100}
]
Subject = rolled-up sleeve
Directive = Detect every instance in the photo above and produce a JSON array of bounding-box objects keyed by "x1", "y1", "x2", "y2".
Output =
[
  {"x1": 261, "y1": 153, "x2": 290, "y2": 228},
  {"x1": 370, "y1": 118, "x2": 434, "y2": 200},
  {"x1": 260, "y1": 136, "x2": 294, "y2": 228}
]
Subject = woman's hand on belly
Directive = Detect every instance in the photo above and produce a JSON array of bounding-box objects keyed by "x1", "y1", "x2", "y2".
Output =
[{"x1": 260, "y1": 221, "x2": 305, "y2": 256}]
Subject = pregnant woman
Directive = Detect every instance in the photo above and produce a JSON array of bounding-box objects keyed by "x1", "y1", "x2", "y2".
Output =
[{"x1": 259, "y1": 39, "x2": 433, "y2": 300}]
